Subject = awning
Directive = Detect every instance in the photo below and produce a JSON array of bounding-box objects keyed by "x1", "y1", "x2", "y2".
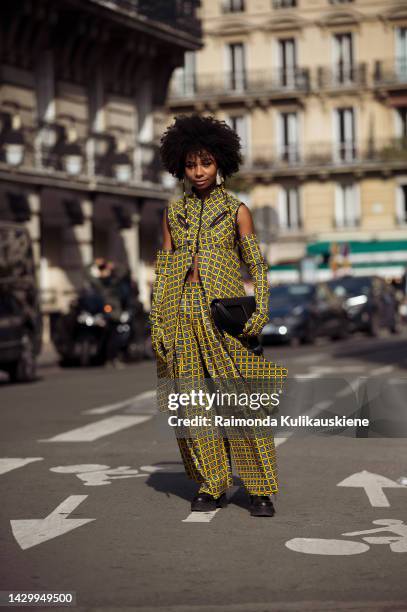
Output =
[{"x1": 307, "y1": 240, "x2": 407, "y2": 256}]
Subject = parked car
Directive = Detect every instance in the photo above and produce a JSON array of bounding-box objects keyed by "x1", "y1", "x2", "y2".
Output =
[
  {"x1": 327, "y1": 275, "x2": 399, "y2": 336},
  {"x1": 261, "y1": 282, "x2": 349, "y2": 345},
  {"x1": 0, "y1": 222, "x2": 42, "y2": 382}
]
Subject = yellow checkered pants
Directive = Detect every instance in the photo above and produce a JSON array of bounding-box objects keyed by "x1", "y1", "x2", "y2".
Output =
[{"x1": 173, "y1": 281, "x2": 283, "y2": 499}]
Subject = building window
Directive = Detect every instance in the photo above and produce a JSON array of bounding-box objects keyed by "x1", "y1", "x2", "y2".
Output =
[
  {"x1": 396, "y1": 27, "x2": 407, "y2": 79},
  {"x1": 278, "y1": 112, "x2": 299, "y2": 163},
  {"x1": 396, "y1": 184, "x2": 407, "y2": 224},
  {"x1": 221, "y1": 0, "x2": 245, "y2": 12},
  {"x1": 226, "y1": 42, "x2": 246, "y2": 91},
  {"x1": 334, "y1": 183, "x2": 360, "y2": 228},
  {"x1": 226, "y1": 115, "x2": 249, "y2": 160},
  {"x1": 278, "y1": 187, "x2": 301, "y2": 230},
  {"x1": 278, "y1": 38, "x2": 297, "y2": 87},
  {"x1": 273, "y1": 0, "x2": 297, "y2": 8},
  {"x1": 333, "y1": 32, "x2": 354, "y2": 84},
  {"x1": 395, "y1": 107, "x2": 407, "y2": 140},
  {"x1": 172, "y1": 50, "x2": 196, "y2": 96},
  {"x1": 335, "y1": 107, "x2": 356, "y2": 162}
]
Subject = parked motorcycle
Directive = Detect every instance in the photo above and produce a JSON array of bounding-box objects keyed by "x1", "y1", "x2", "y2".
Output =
[{"x1": 52, "y1": 289, "x2": 131, "y2": 366}]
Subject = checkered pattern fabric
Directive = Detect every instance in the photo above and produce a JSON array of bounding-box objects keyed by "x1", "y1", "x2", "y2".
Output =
[
  {"x1": 150, "y1": 185, "x2": 288, "y2": 496},
  {"x1": 238, "y1": 233, "x2": 270, "y2": 336},
  {"x1": 150, "y1": 249, "x2": 173, "y2": 360},
  {"x1": 174, "y1": 282, "x2": 280, "y2": 497}
]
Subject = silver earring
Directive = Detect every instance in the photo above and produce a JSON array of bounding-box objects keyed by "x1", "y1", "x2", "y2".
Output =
[
  {"x1": 216, "y1": 169, "x2": 223, "y2": 186},
  {"x1": 183, "y1": 175, "x2": 192, "y2": 195}
]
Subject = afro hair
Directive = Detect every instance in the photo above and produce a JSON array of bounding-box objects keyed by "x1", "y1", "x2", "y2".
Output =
[{"x1": 159, "y1": 114, "x2": 242, "y2": 180}]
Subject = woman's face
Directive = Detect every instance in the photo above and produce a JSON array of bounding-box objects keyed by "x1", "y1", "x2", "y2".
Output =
[{"x1": 184, "y1": 149, "x2": 218, "y2": 193}]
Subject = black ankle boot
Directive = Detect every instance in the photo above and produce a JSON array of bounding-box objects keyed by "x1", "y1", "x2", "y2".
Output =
[
  {"x1": 249, "y1": 495, "x2": 275, "y2": 517},
  {"x1": 191, "y1": 492, "x2": 227, "y2": 512}
]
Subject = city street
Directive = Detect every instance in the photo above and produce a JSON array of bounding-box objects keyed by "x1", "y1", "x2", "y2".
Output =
[{"x1": 1, "y1": 331, "x2": 407, "y2": 612}]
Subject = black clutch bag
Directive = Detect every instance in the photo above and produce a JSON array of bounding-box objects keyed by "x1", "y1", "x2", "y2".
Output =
[{"x1": 210, "y1": 296, "x2": 263, "y2": 356}]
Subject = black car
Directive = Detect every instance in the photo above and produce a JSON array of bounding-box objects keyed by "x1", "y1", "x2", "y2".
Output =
[
  {"x1": 0, "y1": 222, "x2": 42, "y2": 382},
  {"x1": 261, "y1": 282, "x2": 349, "y2": 345},
  {"x1": 327, "y1": 275, "x2": 399, "y2": 336}
]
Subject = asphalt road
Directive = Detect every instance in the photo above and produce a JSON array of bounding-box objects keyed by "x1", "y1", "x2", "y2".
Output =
[{"x1": 1, "y1": 330, "x2": 407, "y2": 612}]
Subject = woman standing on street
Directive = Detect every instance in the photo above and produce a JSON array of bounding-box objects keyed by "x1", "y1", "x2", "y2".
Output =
[{"x1": 149, "y1": 114, "x2": 287, "y2": 517}]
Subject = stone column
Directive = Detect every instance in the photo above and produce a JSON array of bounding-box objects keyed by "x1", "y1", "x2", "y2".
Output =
[
  {"x1": 120, "y1": 209, "x2": 144, "y2": 298},
  {"x1": 60, "y1": 196, "x2": 93, "y2": 311},
  {"x1": 26, "y1": 189, "x2": 42, "y2": 277}
]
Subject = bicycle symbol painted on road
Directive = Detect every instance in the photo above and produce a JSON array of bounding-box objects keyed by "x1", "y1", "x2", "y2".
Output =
[{"x1": 286, "y1": 519, "x2": 407, "y2": 555}]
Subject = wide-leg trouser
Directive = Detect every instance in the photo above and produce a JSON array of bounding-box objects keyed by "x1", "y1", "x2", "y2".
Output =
[{"x1": 173, "y1": 281, "x2": 284, "y2": 499}]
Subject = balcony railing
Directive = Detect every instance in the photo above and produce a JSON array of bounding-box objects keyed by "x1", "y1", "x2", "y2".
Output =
[
  {"x1": 242, "y1": 138, "x2": 407, "y2": 173},
  {"x1": 333, "y1": 216, "x2": 361, "y2": 229},
  {"x1": 317, "y1": 63, "x2": 367, "y2": 89},
  {"x1": 374, "y1": 59, "x2": 407, "y2": 87},
  {"x1": 0, "y1": 121, "x2": 163, "y2": 187},
  {"x1": 169, "y1": 67, "x2": 310, "y2": 100},
  {"x1": 273, "y1": 0, "x2": 297, "y2": 7},
  {"x1": 106, "y1": 0, "x2": 201, "y2": 37}
]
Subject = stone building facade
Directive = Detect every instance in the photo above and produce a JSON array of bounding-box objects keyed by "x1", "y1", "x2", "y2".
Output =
[
  {"x1": 167, "y1": 0, "x2": 407, "y2": 281},
  {"x1": 0, "y1": 0, "x2": 201, "y2": 336}
]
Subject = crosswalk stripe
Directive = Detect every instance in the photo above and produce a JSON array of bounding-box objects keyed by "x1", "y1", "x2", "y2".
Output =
[
  {"x1": 0, "y1": 458, "x2": 43, "y2": 475},
  {"x1": 38, "y1": 415, "x2": 152, "y2": 443},
  {"x1": 84, "y1": 390, "x2": 156, "y2": 415}
]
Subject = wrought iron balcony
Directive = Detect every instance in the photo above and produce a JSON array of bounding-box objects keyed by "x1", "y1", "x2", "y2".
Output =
[
  {"x1": 169, "y1": 67, "x2": 310, "y2": 101},
  {"x1": 241, "y1": 138, "x2": 407, "y2": 174},
  {"x1": 221, "y1": 0, "x2": 245, "y2": 12},
  {"x1": 317, "y1": 63, "x2": 367, "y2": 89},
  {"x1": 0, "y1": 121, "x2": 163, "y2": 188},
  {"x1": 273, "y1": 0, "x2": 297, "y2": 7},
  {"x1": 374, "y1": 59, "x2": 407, "y2": 87},
  {"x1": 333, "y1": 216, "x2": 361, "y2": 230},
  {"x1": 106, "y1": 0, "x2": 201, "y2": 37}
]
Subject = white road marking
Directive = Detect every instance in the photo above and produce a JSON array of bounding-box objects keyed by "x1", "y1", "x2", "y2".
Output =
[
  {"x1": 291, "y1": 353, "x2": 329, "y2": 364},
  {"x1": 370, "y1": 365, "x2": 394, "y2": 376},
  {"x1": 388, "y1": 378, "x2": 407, "y2": 385},
  {"x1": 50, "y1": 464, "x2": 148, "y2": 485},
  {"x1": 275, "y1": 436, "x2": 291, "y2": 447},
  {"x1": 295, "y1": 365, "x2": 367, "y2": 378},
  {"x1": 182, "y1": 485, "x2": 240, "y2": 523},
  {"x1": 38, "y1": 415, "x2": 152, "y2": 443},
  {"x1": 286, "y1": 538, "x2": 369, "y2": 556},
  {"x1": 84, "y1": 390, "x2": 156, "y2": 415},
  {"x1": 0, "y1": 457, "x2": 43, "y2": 476},
  {"x1": 140, "y1": 463, "x2": 184, "y2": 473},
  {"x1": 337, "y1": 470, "x2": 405, "y2": 507},
  {"x1": 10, "y1": 495, "x2": 95, "y2": 550},
  {"x1": 335, "y1": 378, "x2": 363, "y2": 398},
  {"x1": 182, "y1": 509, "x2": 220, "y2": 523},
  {"x1": 306, "y1": 400, "x2": 333, "y2": 417}
]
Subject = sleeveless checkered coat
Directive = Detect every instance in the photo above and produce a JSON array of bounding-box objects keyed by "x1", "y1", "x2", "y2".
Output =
[{"x1": 153, "y1": 185, "x2": 287, "y2": 413}]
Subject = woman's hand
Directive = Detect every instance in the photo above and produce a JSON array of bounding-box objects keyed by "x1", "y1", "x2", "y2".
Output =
[{"x1": 241, "y1": 311, "x2": 268, "y2": 336}]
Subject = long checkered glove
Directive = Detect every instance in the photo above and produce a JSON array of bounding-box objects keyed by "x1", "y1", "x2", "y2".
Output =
[
  {"x1": 149, "y1": 249, "x2": 173, "y2": 361},
  {"x1": 237, "y1": 234, "x2": 270, "y2": 337}
]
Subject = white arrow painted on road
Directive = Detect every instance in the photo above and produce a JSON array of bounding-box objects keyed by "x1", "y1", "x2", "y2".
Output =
[
  {"x1": 10, "y1": 495, "x2": 95, "y2": 550},
  {"x1": 0, "y1": 458, "x2": 43, "y2": 475},
  {"x1": 337, "y1": 471, "x2": 405, "y2": 507}
]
